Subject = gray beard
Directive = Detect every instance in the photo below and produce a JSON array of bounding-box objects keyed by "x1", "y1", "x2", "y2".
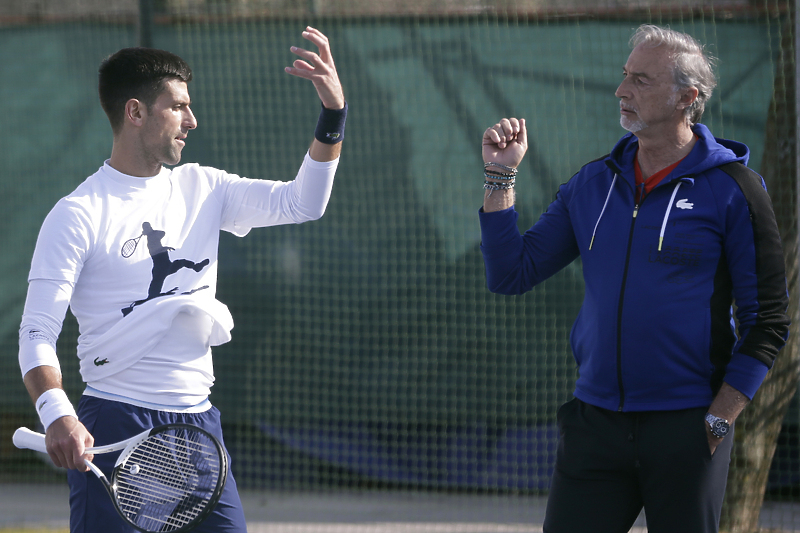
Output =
[{"x1": 620, "y1": 115, "x2": 647, "y2": 133}]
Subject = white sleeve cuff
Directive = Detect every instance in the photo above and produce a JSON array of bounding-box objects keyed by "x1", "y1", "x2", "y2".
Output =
[{"x1": 19, "y1": 336, "x2": 61, "y2": 377}]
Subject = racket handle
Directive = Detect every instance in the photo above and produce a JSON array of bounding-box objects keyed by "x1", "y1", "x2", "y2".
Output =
[{"x1": 13, "y1": 427, "x2": 48, "y2": 453}]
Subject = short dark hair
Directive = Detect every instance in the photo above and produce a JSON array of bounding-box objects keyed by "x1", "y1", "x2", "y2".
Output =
[{"x1": 98, "y1": 47, "x2": 193, "y2": 133}]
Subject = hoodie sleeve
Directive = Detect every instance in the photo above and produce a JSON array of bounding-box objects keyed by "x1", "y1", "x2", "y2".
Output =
[
  {"x1": 479, "y1": 182, "x2": 581, "y2": 295},
  {"x1": 720, "y1": 164, "x2": 790, "y2": 399}
]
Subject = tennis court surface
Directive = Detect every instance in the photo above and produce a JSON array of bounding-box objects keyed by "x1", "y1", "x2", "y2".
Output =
[{"x1": 3, "y1": 483, "x2": 800, "y2": 532}]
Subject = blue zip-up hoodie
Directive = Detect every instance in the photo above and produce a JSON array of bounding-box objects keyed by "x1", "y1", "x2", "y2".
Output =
[{"x1": 479, "y1": 124, "x2": 790, "y2": 412}]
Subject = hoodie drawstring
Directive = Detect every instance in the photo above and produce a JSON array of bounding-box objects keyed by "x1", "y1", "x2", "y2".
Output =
[
  {"x1": 590, "y1": 175, "x2": 685, "y2": 252},
  {"x1": 589, "y1": 174, "x2": 617, "y2": 250},
  {"x1": 659, "y1": 181, "x2": 683, "y2": 251}
]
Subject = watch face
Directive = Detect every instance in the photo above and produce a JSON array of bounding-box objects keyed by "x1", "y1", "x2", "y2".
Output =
[{"x1": 711, "y1": 419, "x2": 730, "y2": 438}]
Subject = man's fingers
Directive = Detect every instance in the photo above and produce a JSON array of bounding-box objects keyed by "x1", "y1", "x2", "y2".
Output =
[
  {"x1": 483, "y1": 127, "x2": 502, "y2": 144},
  {"x1": 287, "y1": 45, "x2": 334, "y2": 78},
  {"x1": 286, "y1": 27, "x2": 345, "y2": 110},
  {"x1": 78, "y1": 454, "x2": 93, "y2": 473},
  {"x1": 297, "y1": 27, "x2": 337, "y2": 75},
  {"x1": 48, "y1": 450, "x2": 65, "y2": 469},
  {"x1": 303, "y1": 26, "x2": 325, "y2": 39},
  {"x1": 516, "y1": 118, "x2": 528, "y2": 148},
  {"x1": 292, "y1": 59, "x2": 314, "y2": 72},
  {"x1": 490, "y1": 118, "x2": 524, "y2": 147},
  {"x1": 499, "y1": 118, "x2": 519, "y2": 137},
  {"x1": 485, "y1": 121, "x2": 517, "y2": 147},
  {"x1": 290, "y1": 46, "x2": 322, "y2": 66},
  {"x1": 59, "y1": 438, "x2": 83, "y2": 470},
  {"x1": 495, "y1": 124, "x2": 510, "y2": 143},
  {"x1": 483, "y1": 132, "x2": 506, "y2": 151},
  {"x1": 45, "y1": 419, "x2": 95, "y2": 471},
  {"x1": 285, "y1": 64, "x2": 314, "y2": 79},
  {"x1": 483, "y1": 117, "x2": 527, "y2": 168},
  {"x1": 302, "y1": 26, "x2": 332, "y2": 62},
  {"x1": 485, "y1": 128, "x2": 509, "y2": 150},
  {"x1": 71, "y1": 436, "x2": 90, "y2": 471},
  {"x1": 71, "y1": 451, "x2": 86, "y2": 471},
  {"x1": 49, "y1": 444, "x2": 75, "y2": 470},
  {"x1": 299, "y1": 28, "x2": 331, "y2": 63},
  {"x1": 79, "y1": 433, "x2": 94, "y2": 472}
]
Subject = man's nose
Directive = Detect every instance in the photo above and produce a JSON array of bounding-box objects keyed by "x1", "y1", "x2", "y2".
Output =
[
  {"x1": 185, "y1": 108, "x2": 198, "y2": 129},
  {"x1": 615, "y1": 80, "x2": 628, "y2": 99}
]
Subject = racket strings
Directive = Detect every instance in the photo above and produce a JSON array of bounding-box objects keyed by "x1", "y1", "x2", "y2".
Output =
[
  {"x1": 117, "y1": 445, "x2": 217, "y2": 527},
  {"x1": 117, "y1": 438, "x2": 217, "y2": 500},
  {"x1": 119, "y1": 441, "x2": 208, "y2": 496},
  {"x1": 129, "y1": 438, "x2": 216, "y2": 486},
  {"x1": 113, "y1": 431, "x2": 223, "y2": 531}
]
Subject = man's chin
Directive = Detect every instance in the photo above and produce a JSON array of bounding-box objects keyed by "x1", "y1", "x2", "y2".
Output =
[
  {"x1": 620, "y1": 116, "x2": 647, "y2": 133},
  {"x1": 162, "y1": 151, "x2": 182, "y2": 167}
]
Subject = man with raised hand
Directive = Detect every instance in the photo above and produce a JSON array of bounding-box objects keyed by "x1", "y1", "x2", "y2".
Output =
[
  {"x1": 479, "y1": 24, "x2": 789, "y2": 533},
  {"x1": 19, "y1": 26, "x2": 346, "y2": 532}
]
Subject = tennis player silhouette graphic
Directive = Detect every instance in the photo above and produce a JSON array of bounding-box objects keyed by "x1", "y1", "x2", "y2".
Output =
[{"x1": 121, "y1": 221, "x2": 209, "y2": 316}]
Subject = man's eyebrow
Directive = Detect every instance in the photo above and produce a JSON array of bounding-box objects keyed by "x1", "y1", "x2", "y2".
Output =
[{"x1": 623, "y1": 67, "x2": 651, "y2": 79}]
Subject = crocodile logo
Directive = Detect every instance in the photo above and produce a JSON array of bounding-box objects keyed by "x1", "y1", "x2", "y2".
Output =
[{"x1": 94, "y1": 357, "x2": 110, "y2": 366}]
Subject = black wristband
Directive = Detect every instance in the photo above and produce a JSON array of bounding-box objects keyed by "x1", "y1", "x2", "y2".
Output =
[{"x1": 314, "y1": 101, "x2": 348, "y2": 144}]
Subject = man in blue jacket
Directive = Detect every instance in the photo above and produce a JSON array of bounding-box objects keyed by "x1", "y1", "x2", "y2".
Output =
[{"x1": 479, "y1": 24, "x2": 790, "y2": 533}]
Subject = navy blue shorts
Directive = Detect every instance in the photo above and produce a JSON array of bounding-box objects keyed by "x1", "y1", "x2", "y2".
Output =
[{"x1": 68, "y1": 396, "x2": 247, "y2": 533}]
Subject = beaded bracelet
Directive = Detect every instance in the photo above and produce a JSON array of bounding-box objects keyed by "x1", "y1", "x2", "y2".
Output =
[
  {"x1": 484, "y1": 180, "x2": 515, "y2": 190},
  {"x1": 484, "y1": 170, "x2": 516, "y2": 181},
  {"x1": 484, "y1": 162, "x2": 518, "y2": 176},
  {"x1": 484, "y1": 179, "x2": 515, "y2": 197}
]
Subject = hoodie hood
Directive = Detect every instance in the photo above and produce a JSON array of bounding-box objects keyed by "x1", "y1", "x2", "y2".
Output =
[
  {"x1": 590, "y1": 123, "x2": 752, "y2": 253},
  {"x1": 606, "y1": 123, "x2": 750, "y2": 182}
]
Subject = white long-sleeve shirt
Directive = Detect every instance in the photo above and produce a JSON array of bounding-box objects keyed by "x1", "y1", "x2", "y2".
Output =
[{"x1": 20, "y1": 152, "x2": 338, "y2": 408}]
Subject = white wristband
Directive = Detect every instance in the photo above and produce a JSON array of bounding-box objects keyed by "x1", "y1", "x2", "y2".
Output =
[{"x1": 36, "y1": 388, "x2": 77, "y2": 430}]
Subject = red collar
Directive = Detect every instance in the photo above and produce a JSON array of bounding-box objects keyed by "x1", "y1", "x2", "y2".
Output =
[{"x1": 634, "y1": 155, "x2": 683, "y2": 203}]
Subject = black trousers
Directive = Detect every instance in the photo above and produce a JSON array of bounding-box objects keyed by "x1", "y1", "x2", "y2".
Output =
[{"x1": 543, "y1": 398, "x2": 734, "y2": 533}]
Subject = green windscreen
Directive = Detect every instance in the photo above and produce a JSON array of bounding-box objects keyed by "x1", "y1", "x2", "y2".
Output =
[{"x1": 0, "y1": 1, "x2": 796, "y2": 523}]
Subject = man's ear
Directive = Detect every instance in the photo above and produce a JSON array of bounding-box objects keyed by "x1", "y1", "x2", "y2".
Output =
[
  {"x1": 124, "y1": 99, "x2": 146, "y2": 127},
  {"x1": 679, "y1": 86, "x2": 699, "y2": 110}
]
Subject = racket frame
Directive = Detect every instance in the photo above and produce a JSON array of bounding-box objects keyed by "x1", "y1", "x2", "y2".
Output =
[
  {"x1": 121, "y1": 234, "x2": 143, "y2": 258},
  {"x1": 13, "y1": 423, "x2": 228, "y2": 533}
]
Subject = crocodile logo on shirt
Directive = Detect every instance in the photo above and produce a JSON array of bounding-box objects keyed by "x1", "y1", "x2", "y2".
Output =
[{"x1": 94, "y1": 357, "x2": 110, "y2": 366}]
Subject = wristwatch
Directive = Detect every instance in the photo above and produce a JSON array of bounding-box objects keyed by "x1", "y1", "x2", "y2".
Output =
[{"x1": 705, "y1": 412, "x2": 730, "y2": 439}]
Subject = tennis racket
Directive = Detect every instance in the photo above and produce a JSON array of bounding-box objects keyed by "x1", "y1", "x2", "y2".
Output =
[
  {"x1": 13, "y1": 423, "x2": 228, "y2": 533},
  {"x1": 121, "y1": 234, "x2": 144, "y2": 258}
]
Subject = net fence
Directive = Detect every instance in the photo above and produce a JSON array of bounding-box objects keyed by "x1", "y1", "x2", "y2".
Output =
[{"x1": 0, "y1": 0, "x2": 797, "y2": 531}]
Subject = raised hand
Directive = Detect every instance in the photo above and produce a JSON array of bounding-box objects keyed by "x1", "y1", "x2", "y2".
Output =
[
  {"x1": 285, "y1": 26, "x2": 345, "y2": 110},
  {"x1": 482, "y1": 118, "x2": 528, "y2": 170}
]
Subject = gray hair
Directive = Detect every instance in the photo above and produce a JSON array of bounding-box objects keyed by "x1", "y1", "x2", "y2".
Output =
[{"x1": 630, "y1": 24, "x2": 717, "y2": 125}]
